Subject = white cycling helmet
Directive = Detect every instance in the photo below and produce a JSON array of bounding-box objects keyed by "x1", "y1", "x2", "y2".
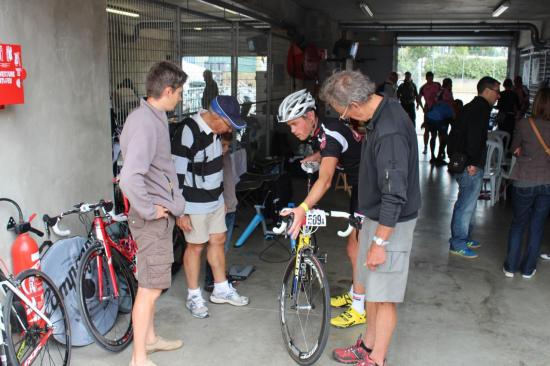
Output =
[{"x1": 277, "y1": 89, "x2": 316, "y2": 123}]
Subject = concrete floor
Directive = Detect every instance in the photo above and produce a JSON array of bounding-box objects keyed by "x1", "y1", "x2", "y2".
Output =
[{"x1": 72, "y1": 138, "x2": 550, "y2": 366}]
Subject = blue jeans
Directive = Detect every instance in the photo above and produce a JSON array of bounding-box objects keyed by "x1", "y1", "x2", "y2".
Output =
[
  {"x1": 504, "y1": 184, "x2": 550, "y2": 274},
  {"x1": 449, "y1": 168, "x2": 484, "y2": 250},
  {"x1": 205, "y1": 212, "x2": 237, "y2": 286}
]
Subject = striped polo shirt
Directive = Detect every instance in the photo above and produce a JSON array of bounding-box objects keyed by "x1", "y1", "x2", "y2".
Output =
[{"x1": 172, "y1": 110, "x2": 224, "y2": 214}]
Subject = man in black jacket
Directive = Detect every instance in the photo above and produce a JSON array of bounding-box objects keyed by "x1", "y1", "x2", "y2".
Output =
[
  {"x1": 321, "y1": 70, "x2": 420, "y2": 366},
  {"x1": 448, "y1": 76, "x2": 500, "y2": 258}
]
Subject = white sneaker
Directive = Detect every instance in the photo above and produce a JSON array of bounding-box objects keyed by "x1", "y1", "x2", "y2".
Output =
[
  {"x1": 186, "y1": 295, "x2": 209, "y2": 318},
  {"x1": 502, "y1": 267, "x2": 514, "y2": 278},
  {"x1": 540, "y1": 253, "x2": 550, "y2": 260},
  {"x1": 522, "y1": 270, "x2": 536, "y2": 279},
  {"x1": 210, "y1": 284, "x2": 249, "y2": 306}
]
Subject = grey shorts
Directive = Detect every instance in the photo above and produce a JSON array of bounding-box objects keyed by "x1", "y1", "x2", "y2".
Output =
[
  {"x1": 128, "y1": 209, "x2": 175, "y2": 290},
  {"x1": 184, "y1": 205, "x2": 227, "y2": 244},
  {"x1": 357, "y1": 218, "x2": 417, "y2": 303}
]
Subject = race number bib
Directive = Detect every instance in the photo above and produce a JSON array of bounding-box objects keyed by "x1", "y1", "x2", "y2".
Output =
[{"x1": 306, "y1": 209, "x2": 326, "y2": 227}]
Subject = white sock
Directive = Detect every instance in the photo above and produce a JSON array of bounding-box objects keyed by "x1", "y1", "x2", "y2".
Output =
[
  {"x1": 351, "y1": 291, "x2": 365, "y2": 314},
  {"x1": 187, "y1": 287, "x2": 202, "y2": 299},
  {"x1": 213, "y1": 280, "x2": 230, "y2": 294}
]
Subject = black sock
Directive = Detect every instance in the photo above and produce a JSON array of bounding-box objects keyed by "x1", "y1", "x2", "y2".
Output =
[{"x1": 360, "y1": 341, "x2": 372, "y2": 353}]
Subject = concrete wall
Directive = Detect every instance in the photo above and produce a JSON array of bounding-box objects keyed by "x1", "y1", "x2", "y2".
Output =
[{"x1": 0, "y1": 1, "x2": 111, "y2": 263}]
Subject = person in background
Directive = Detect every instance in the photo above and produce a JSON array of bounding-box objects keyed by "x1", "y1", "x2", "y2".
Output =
[
  {"x1": 503, "y1": 87, "x2": 550, "y2": 279},
  {"x1": 497, "y1": 78, "x2": 520, "y2": 147},
  {"x1": 448, "y1": 76, "x2": 500, "y2": 259},
  {"x1": 428, "y1": 77, "x2": 455, "y2": 165},
  {"x1": 120, "y1": 61, "x2": 188, "y2": 366},
  {"x1": 204, "y1": 133, "x2": 238, "y2": 291},
  {"x1": 397, "y1": 71, "x2": 421, "y2": 126},
  {"x1": 514, "y1": 75, "x2": 530, "y2": 118},
  {"x1": 377, "y1": 71, "x2": 398, "y2": 98},
  {"x1": 201, "y1": 70, "x2": 219, "y2": 109},
  {"x1": 419, "y1": 71, "x2": 442, "y2": 155},
  {"x1": 321, "y1": 70, "x2": 420, "y2": 366}
]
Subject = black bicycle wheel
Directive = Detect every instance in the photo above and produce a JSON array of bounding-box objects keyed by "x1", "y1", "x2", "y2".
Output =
[
  {"x1": 77, "y1": 244, "x2": 136, "y2": 352},
  {"x1": 4, "y1": 269, "x2": 71, "y2": 366},
  {"x1": 280, "y1": 253, "x2": 330, "y2": 365}
]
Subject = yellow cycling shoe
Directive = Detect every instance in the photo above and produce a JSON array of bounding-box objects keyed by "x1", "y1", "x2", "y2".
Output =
[
  {"x1": 330, "y1": 292, "x2": 352, "y2": 308},
  {"x1": 330, "y1": 307, "x2": 367, "y2": 328}
]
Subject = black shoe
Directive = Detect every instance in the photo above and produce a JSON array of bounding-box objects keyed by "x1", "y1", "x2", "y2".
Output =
[
  {"x1": 429, "y1": 158, "x2": 436, "y2": 164},
  {"x1": 435, "y1": 158, "x2": 447, "y2": 167}
]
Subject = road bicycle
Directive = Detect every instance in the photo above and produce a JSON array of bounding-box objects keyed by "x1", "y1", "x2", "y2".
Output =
[
  {"x1": 0, "y1": 198, "x2": 71, "y2": 366},
  {"x1": 43, "y1": 200, "x2": 136, "y2": 352},
  {"x1": 273, "y1": 207, "x2": 352, "y2": 365}
]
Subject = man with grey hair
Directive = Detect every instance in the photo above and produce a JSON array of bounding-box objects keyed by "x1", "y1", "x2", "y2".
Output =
[{"x1": 321, "y1": 70, "x2": 420, "y2": 366}]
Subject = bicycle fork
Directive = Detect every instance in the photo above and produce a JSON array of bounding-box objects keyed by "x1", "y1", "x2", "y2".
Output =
[{"x1": 94, "y1": 218, "x2": 120, "y2": 301}]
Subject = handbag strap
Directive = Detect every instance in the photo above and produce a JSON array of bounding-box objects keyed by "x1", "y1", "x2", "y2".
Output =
[{"x1": 528, "y1": 117, "x2": 550, "y2": 156}]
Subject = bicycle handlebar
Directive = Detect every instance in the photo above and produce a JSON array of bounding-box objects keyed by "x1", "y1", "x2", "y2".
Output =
[
  {"x1": 272, "y1": 209, "x2": 353, "y2": 238},
  {"x1": 43, "y1": 200, "x2": 115, "y2": 237}
]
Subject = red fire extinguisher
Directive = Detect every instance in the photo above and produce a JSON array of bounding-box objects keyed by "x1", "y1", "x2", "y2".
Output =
[{"x1": 2, "y1": 198, "x2": 46, "y2": 325}]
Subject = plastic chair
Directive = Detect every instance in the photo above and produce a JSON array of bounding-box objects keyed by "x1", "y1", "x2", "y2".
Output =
[
  {"x1": 483, "y1": 140, "x2": 504, "y2": 205},
  {"x1": 488, "y1": 130, "x2": 511, "y2": 152},
  {"x1": 499, "y1": 155, "x2": 517, "y2": 201}
]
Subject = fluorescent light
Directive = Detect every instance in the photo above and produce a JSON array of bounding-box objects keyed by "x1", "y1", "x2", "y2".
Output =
[
  {"x1": 106, "y1": 7, "x2": 140, "y2": 18},
  {"x1": 359, "y1": 1, "x2": 374, "y2": 17},
  {"x1": 194, "y1": 27, "x2": 203, "y2": 31},
  {"x1": 492, "y1": 1, "x2": 510, "y2": 17}
]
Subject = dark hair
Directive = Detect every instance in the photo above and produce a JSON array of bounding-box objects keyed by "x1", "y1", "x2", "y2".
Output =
[
  {"x1": 405, "y1": 71, "x2": 411, "y2": 77},
  {"x1": 442, "y1": 78, "x2": 452, "y2": 88},
  {"x1": 145, "y1": 61, "x2": 187, "y2": 98},
  {"x1": 514, "y1": 75, "x2": 523, "y2": 84},
  {"x1": 503, "y1": 78, "x2": 513, "y2": 88},
  {"x1": 477, "y1": 76, "x2": 499, "y2": 94},
  {"x1": 426, "y1": 71, "x2": 434, "y2": 78},
  {"x1": 532, "y1": 87, "x2": 550, "y2": 121},
  {"x1": 454, "y1": 99, "x2": 463, "y2": 108}
]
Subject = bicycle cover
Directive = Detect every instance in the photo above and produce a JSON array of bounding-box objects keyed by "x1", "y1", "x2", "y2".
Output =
[{"x1": 41, "y1": 236, "x2": 119, "y2": 346}]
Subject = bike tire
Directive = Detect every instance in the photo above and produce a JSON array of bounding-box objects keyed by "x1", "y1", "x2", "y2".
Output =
[
  {"x1": 77, "y1": 244, "x2": 136, "y2": 352},
  {"x1": 279, "y1": 253, "x2": 330, "y2": 365},
  {"x1": 4, "y1": 268, "x2": 71, "y2": 366}
]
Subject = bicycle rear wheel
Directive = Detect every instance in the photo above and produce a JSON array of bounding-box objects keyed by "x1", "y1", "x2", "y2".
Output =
[
  {"x1": 78, "y1": 244, "x2": 136, "y2": 352},
  {"x1": 4, "y1": 269, "x2": 71, "y2": 366},
  {"x1": 279, "y1": 253, "x2": 330, "y2": 365}
]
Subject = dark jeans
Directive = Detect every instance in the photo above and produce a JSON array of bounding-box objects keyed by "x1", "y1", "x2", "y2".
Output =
[
  {"x1": 205, "y1": 212, "x2": 237, "y2": 286},
  {"x1": 449, "y1": 168, "x2": 484, "y2": 250},
  {"x1": 504, "y1": 184, "x2": 550, "y2": 275},
  {"x1": 401, "y1": 102, "x2": 416, "y2": 126}
]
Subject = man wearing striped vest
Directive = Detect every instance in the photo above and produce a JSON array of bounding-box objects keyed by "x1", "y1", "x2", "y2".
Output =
[{"x1": 172, "y1": 95, "x2": 249, "y2": 319}]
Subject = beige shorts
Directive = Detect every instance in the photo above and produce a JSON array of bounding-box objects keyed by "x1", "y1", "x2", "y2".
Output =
[
  {"x1": 356, "y1": 218, "x2": 417, "y2": 303},
  {"x1": 128, "y1": 209, "x2": 175, "y2": 290},
  {"x1": 184, "y1": 205, "x2": 227, "y2": 244}
]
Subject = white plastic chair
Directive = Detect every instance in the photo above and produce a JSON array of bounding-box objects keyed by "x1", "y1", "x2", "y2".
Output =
[
  {"x1": 499, "y1": 155, "x2": 517, "y2": 201},
  {"x1": 489, "y1": 130, "x2": 511, "y2": 151},
  {"x1": 483, "y1": 140, "x2": 504, "y2": 205}
]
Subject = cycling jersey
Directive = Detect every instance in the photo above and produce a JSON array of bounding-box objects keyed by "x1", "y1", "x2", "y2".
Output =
[
  {"x1": 311, "y1": 118, "x2": 363, "y2": 185},
  {"x1": 419, "y1": 82, "x2": 441, "y2": 110}
]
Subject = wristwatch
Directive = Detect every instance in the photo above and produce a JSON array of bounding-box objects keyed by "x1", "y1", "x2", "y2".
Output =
[{"x1": 372, "y1": 235, "x2": 389, "y2": 247}]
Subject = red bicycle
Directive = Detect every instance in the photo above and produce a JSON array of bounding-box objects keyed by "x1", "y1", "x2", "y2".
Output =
[{"x1": 43, "y1": 199, "x2": 137, "y2": 352}]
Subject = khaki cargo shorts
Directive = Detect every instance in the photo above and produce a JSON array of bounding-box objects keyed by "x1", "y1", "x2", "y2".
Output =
[
  {"x1": 357, "y1": 218, "x2": 417, "y2": 303},
  {"x1": 184, "y1": 205, "x2": 227, "y2": 244},
  {"x1": 128, "y1": 209, "x2": 175, "y2": 290}
]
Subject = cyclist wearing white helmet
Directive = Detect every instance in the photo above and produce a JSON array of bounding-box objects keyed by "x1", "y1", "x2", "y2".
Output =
[{"x1": 278, "y1": 89, "x2": 366, "y2": 329}]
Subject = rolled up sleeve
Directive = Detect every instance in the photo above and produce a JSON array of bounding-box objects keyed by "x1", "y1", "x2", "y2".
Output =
[{"x1": 374, "y1": 134, "x2": 410, "y2": 227}]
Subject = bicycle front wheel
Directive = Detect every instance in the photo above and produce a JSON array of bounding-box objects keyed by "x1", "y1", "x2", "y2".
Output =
[
  {"x1": 78, "y1": 244, "x2": 136, "y2": 352},
  {"x1": 4, "y1": 269, "x2": 71, "y2": 366},
  {"x1": 280, "y1": 253, "x2": 330, "y2": 365}
]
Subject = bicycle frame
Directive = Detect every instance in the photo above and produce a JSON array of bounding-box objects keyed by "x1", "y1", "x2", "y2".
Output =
[
  {"x1": 91, "y1": 206, "x2": 137, "y2": 302},
  {"x1": 0, "y1": 278, "x2": 54, "y2": 366}
]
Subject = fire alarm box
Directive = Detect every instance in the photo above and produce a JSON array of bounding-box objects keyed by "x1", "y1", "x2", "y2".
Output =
[{"x1": 0, "y1": 43, "x2": 27, "y2": 106}]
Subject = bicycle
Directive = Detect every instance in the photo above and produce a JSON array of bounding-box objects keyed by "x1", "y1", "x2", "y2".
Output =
[
  {"x1": 0, "y1": 198, "x2": 71, "y2": 366},
  {"x1": 273, "y1": 208, "x2": 352, "y2": 365},
  {"x1": 43, "y1": 200, "x2": 136, "y2": 352}
]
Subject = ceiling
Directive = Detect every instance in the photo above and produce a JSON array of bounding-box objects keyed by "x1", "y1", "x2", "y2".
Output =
[{"x1": 290, "y1": 0, "x2": 550, "y2": 22}]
